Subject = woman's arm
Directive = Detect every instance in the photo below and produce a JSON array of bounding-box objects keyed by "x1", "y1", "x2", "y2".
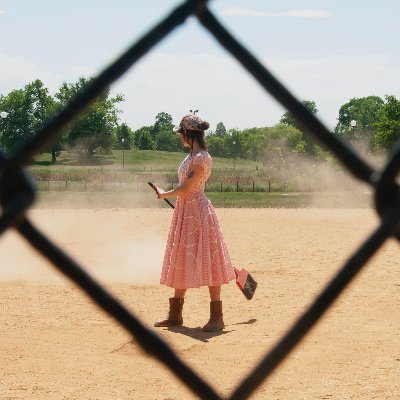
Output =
[{"x1": 157, "y1": 163, "x2": 204, "y2": 199}]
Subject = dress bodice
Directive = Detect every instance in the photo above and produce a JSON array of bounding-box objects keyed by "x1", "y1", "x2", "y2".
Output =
[{"x1": 177, "y1": 150, "x2": 212, "y2": 194}]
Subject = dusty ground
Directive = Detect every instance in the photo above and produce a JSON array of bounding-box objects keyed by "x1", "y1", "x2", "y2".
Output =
[{"x1": 1, "y1": 203, "x2": 400, "y2": 399}]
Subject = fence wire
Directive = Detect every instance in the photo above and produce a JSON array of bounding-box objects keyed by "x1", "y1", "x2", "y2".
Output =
[{"x1": 1, "y1": 0, "x2": 399, "y2": 399}]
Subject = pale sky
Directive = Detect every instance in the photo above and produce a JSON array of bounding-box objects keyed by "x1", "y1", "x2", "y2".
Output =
[{"x1": 1, "y1": 1, "x2": 400, "y2": 132}]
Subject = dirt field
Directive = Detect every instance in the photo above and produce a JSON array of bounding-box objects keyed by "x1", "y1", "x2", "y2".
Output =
[{"x1": 1, "y1": 204, "x2": 400, "y2": 399}]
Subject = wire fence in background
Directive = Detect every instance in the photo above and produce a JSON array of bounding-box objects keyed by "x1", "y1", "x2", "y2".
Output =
[
  {"x1": 34, "y1": 178, "x2": 356, "y2": 193},
  {"x1": 1, "y1": 1, "x2": 400, "y2": 399}
]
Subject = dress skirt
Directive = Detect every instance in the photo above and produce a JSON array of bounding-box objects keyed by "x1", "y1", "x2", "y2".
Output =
[{"x1": 160, "y1": 191, "x2": 236, "y2": 289}]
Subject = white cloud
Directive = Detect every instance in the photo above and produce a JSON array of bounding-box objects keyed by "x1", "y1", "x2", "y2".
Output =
[
  {"x1": 111, "y1": 52, "x2": 285, "y2": 131},
  {"x1": 0, "y1": 53, "x2": 62, "y2": 93},
  {"x1": 68, "y1": 64, "x2": 96, "y2": 78},
  {"x1": 112, "y1": 51, "x2": 400, "y2": 131},
  {"x1": 2, "y1": 51, "x2": 399, "y2": 133},
  {"x1": 283, "y1": 9, "x2": 333, "y2": 18},
  {"x1": 265, "y1": 52, "x2": 400, "y2": 128},
  {"x1": 0, "y1": 53, "x2": 101, "y2": 95},
  {"x1": 223, "y1": 6, "x2": 333, "y2": 18}
]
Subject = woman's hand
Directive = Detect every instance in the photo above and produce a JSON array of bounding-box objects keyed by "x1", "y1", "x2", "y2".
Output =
[
  {"x1": 155, "y1": 186, "x2": 166, "y2": 199},
  {"x1": 152, "y1": 162, "x2": 204, "y2": 200}
]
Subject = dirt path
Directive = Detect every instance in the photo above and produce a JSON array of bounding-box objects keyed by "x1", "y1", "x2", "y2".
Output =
[{"x1": 1, "y1": 208, "x2": 399, "y2": 399}]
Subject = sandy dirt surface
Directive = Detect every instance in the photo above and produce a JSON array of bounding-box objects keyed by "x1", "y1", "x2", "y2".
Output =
[{"x1": 1, "y1": 204, "x2": 400, "y2": 399}]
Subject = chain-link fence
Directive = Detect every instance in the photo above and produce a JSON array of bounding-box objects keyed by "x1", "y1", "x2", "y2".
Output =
[
  {"x1": 32, "y1": 178, "x2": 346, "y2": 193},
  {"x1": 1, "y1": 1, "x2": 399, "y2": 399}
]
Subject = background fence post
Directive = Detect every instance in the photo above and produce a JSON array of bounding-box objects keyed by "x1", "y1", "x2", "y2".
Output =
[
  {"x1": 269, "y1": 180, "x2": 271, "y2": 192},
  {"x1": 236, "y1": 181, "x2": 239, "y2": 192}
]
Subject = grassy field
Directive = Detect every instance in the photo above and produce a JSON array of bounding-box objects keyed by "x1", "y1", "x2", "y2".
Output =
[
  {"x1": 208, "y1": 191, "x2": 372, "y2": 208},
  {"x1": 30, "y1": 150, "x2": 370, "y2": 208},
  {"x1": 34, "y1": 190, "x2": 372, "y2": 209},
  {"x1": 30, "y1": 150, "x2": 265, "y2": 186},
  {"x1": 33, "y1": 150, "x2": 262, "y2": 171}
]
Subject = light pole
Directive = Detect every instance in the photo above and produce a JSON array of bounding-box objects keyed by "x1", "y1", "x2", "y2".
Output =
[
  {"x1": 122, "y1": 138, "x2": 125, "y2": 169},
  {"x1": 232, "y1": 140, "x2": 236, "y2": 169},
  {"x1": 0, "y1": 111, "x2": 9, "y2": 152}
]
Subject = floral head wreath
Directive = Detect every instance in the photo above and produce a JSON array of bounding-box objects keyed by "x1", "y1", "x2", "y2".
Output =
[{"x1": 174, "y1": 114, "x2": 205, "y2": 134}]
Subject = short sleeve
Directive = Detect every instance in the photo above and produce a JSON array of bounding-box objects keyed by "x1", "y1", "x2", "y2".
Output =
[{"x1": 191, "y1": 152, "x2": 205, "y2": 168}]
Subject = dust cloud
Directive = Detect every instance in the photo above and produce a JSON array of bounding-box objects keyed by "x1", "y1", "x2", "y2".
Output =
[
  {"x1": 266, "y1": 143, "x2": 383, "y2": 207},
  {"x1": 84, "y1": 230, "x2": 166, "y2": 285},
  {"x1": 34, "y1": 189, "x2": 164, "y2": 210},
  {"x1": 0, "y1": 207, "x2": 170, "y2": 286}
]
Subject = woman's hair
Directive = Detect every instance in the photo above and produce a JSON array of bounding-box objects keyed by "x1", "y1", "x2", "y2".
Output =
[{"x1": 185, "y1": 126, "x2": 209, "y2": 150}]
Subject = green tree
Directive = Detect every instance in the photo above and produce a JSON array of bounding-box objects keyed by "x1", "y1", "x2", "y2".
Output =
[
  {"x1": 152, "y1": 112, "x2": 173, "y2": 139},
  {"x1": 262, "y1": 124, "x2": 305, "y2": 174},
  {"x1": 134, "y1": 126, "x2": 154, "y2": 150},
  {"x1": 235, "y1": 124, "x2": 304, "y2": 169},
  {"x1": 26, "y1": 80, "x2": 59, "y2": 163},
  {"x1": 155, "y1": 130, "x2": 181, "y2": 152},
  {"x1": 280, "y1": 100, "x2": 318, "y2": 127},
  {"x1": 0, "y1": 79, "x2": 56, "y2": 155},
  {"x1": 335, "y1": 96, "x2": 384, "y2": 148},
  {"x1": 215, "y1": 122, "x2": 227, "y2": 136},
  {"x1": 0, "y1": 88, "x2": 30, "y2": 152},
  {"x1": 207, "y1": 135, "x2": 225, "y2": 157},
  {"x1": 240, "y1": 127, "x2": 266, "y2": 161},
  {"x1": 115, "y1": 123, "x2": 134, "y2": 150},
  {"x1": 54, "y1": 77, "x2": 123, "y2": 158},
  {"x1": 279, "y1": 100, "x2": 319, "y2": 154},
  {"x1": 26, "y1": 80, "x2": 55, "y2": 128},
  {"x1": 207, "y1": 128, "x2": 243, "y2": 159},
  {"x1": 374, "y1": 95, "x2": 400, "y2": 150}
]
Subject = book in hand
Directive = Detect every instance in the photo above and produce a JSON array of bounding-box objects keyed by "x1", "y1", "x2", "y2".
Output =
[{"x1": 234, "y1": 267, "x2": 257, "y2": 300}]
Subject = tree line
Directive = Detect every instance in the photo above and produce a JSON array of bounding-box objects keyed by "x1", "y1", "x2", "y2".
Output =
[
  {"x1": 0, "y1": 78, "x2": 132, "y2": 163},
  {"x1": 1, "y1": 78, "x2": 400, "y2": 166}
]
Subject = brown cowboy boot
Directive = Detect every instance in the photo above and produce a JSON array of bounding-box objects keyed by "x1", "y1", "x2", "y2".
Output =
[
  {"x1": 154, "y1": 297, "x2": 184, "y2": 327},
  {"x1": 202, "y1": 301, "x2": 225, "y2": 332}
]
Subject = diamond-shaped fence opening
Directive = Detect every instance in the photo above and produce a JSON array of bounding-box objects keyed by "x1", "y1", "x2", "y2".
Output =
[{"x1": 1, "y1": 1, "x2": 400, "y2": 399}]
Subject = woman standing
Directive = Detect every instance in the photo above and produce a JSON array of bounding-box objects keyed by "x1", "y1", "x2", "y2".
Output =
[{"x1": 153, "y1": 113, "x2": 236, "y2": 332}]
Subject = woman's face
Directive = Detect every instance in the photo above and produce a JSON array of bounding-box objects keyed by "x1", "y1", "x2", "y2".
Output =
[{"x1": 180, "y1": 133, "x2": 190, "y2": 148}]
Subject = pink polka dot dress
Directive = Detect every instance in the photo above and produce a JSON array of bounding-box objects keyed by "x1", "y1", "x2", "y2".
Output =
[{"x1": 160, "y1": 150, "x2": 236, "y2": 289}]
